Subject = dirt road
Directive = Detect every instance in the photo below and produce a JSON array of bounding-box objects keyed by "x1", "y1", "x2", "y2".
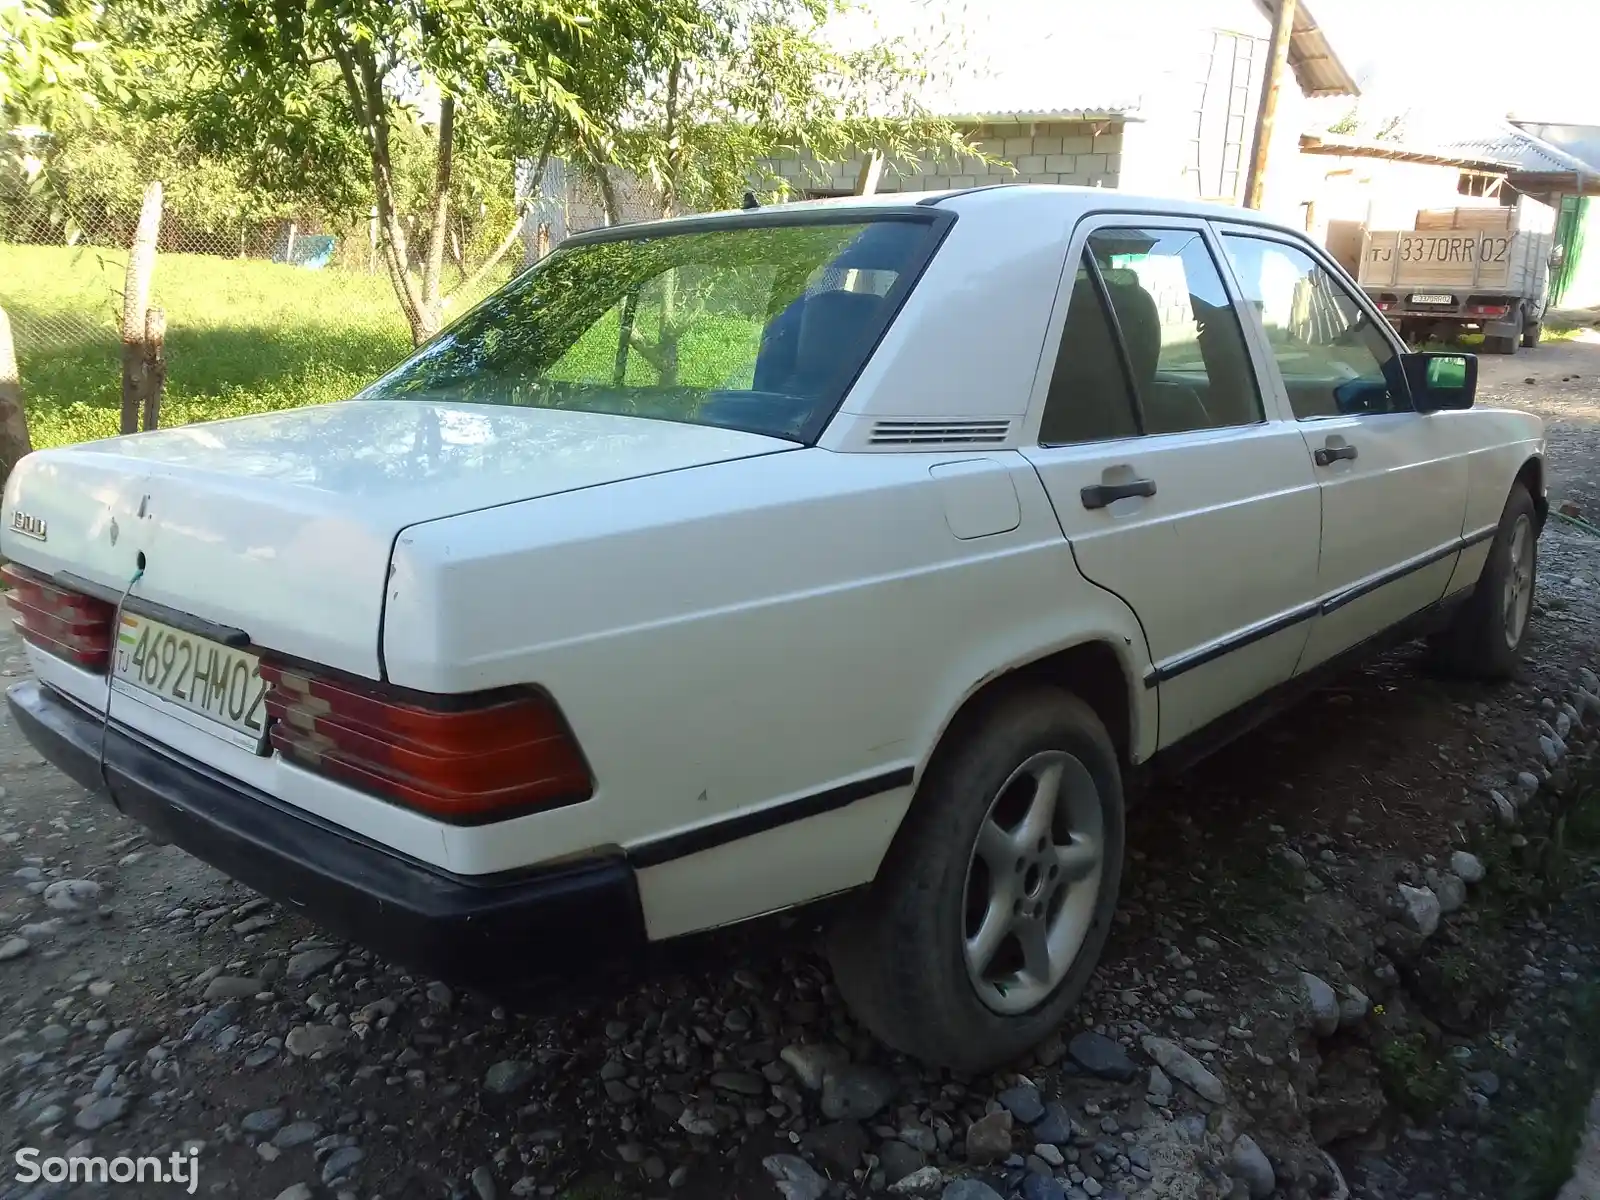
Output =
[{"x1": 4, "y1": 336, "x2": 1600, "y2": 1200}]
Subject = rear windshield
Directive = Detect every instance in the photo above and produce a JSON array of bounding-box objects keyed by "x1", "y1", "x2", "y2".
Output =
[{"x1": 357, "y1": 215, "x2": 942, "y2": 442}]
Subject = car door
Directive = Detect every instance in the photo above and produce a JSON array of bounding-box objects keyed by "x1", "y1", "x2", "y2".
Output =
[
  {"x1": 1021, "y1": 218, "x2": 1323, "y2": 748},
  {"x1": 1216, "y1": 228, "x2": 1470, "y2": 672}
]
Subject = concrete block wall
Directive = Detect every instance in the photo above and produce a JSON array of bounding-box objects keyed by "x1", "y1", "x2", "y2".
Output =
[{"x1": 756, "y1": 118, "x2": 1125, "y2": 197}]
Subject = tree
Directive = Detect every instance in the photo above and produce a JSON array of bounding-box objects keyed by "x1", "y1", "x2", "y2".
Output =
[
  {"x1": 585, "y1": 0, "x2": 977, "y2": 221},
  {"x1": 184, "y1": 0, "x2": 596, "y2": 345},
  {"x1": 1, "y1": 0, "x2": 116, "y2": 484},
  {"x1": 175, "y1": 0, "x2": 976, "y2": 344}
]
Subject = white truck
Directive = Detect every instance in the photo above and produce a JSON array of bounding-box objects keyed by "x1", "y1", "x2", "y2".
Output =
[{"x1": 1358, "y1": 197, "x2": 1558, "y2": 354}]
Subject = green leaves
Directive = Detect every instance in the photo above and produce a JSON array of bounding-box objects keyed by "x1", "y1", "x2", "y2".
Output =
[
  {"x1": 581, "y1": 0, "x2": 978, "y2": 215},
  {"x1": 1, "y1": 0, "x2": 113, "y2": 127},
  {"x1": 8, "y1": 0, "x2": 977, "y2": 349}
]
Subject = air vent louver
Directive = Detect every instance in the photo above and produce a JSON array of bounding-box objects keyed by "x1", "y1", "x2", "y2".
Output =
[{"x1": 868, "y1": 419, "x2": 1013, "y2": 447}]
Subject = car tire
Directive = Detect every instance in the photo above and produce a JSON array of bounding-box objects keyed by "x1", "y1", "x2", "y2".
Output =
[
  {"x1": 1522, "y1": 321, "x2": 1542, "y2": 349},
  {"x1": 1484, "y1": 308, "x2": 1523, "y2": 355},
  {"x1": 1431, "y1": 483, "x2": 1538, "y2": 679},
  {"x1": 828, "y1": 686, "x2": 1125, "y2": 1072}
]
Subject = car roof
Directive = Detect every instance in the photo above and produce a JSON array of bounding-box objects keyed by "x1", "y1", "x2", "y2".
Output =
[{"x1": 559, "y1": 184, "x2": 1302, "y2": 245}]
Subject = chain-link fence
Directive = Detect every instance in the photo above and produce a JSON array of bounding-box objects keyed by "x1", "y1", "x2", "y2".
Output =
[{"x1": 0, "y1": 162, "x2": 665, "y2": 451}]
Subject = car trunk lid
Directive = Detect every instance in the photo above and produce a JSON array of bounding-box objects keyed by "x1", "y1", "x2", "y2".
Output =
[{"x1": 1, "y1": 401, "x2": 790, "y2": 679}]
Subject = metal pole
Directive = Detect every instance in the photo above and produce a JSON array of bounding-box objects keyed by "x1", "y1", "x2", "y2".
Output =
[{"x1": 1243, "y1": 0, "x2": 1296, "y2": 210}]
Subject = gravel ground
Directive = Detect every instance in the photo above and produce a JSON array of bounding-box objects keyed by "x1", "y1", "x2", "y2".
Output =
[{"x1": 4, "y1": 334, "x2": 1600, "y2": 1200}]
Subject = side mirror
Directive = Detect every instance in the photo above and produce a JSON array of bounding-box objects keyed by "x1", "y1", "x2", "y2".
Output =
[{"x1": 1403, "y1": 351, "x2": 1477, "y2": 413}]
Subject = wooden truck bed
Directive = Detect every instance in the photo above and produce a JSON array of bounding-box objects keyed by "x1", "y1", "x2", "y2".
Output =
[{"x1": 1356, "y1": 200, "x2": 1554, "y2": 298}]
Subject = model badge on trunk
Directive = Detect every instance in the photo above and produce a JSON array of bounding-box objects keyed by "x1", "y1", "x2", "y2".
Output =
[{"x1": 10, "y1": 511, "x2": 47, "y2": 541}]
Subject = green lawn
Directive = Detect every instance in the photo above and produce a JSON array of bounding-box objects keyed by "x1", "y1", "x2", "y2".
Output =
[{"x1": 1, "y1": 244, "x2": 508, "y2": 448}]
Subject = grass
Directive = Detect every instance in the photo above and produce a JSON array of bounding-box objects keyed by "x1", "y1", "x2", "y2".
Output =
[
  {"x1": 1198, "y1": 846, "x2": 1304, "y2": 945},
  {"x1": 1545, "y1": 306, "x2": 1600, "y2": 340},
  {"x1": 1483, "y1": 755, "x2": 1600, "y2": 1199},
  {"x1": 1502, "y1": 984, "x2": 1600, "y2": 1200},
  {"x1": 1, "y1": 243, "x2": 510, "y2": 448},
  {"x1": 1374, "y1": 1031, "x2": 1459, "y2": 1120},
  {"x1": 548, "y1": 304, "x2": 764, "y2": 390}
]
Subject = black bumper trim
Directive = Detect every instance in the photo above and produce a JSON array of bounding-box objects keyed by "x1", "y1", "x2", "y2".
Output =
[
  {"x1": 627, "y1": 766, "x2": 915, "y2": 869},
  {"x1": 7, "y1": 680, "x2": 647, "y2": 989}
]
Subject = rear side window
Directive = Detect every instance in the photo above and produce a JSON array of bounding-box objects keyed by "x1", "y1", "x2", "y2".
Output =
[{"x1": 1038, "y1": 258, "x2": 1140, "y2": 445}]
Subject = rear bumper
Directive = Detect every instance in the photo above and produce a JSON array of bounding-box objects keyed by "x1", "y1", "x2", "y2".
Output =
[{"x1": 7, "y1": 680, "x2": 647, "y2": 989}]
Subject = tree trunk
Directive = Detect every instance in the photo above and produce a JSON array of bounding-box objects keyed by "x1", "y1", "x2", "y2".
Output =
[
  {"x1": 421, "y1": 94, "x2": 455, "y2": 317},
  {"x1": 120, "y1": 181, "x2": 163, "y2": 436},
  {"x1": 0, "y1": 303, "x2": 33, "y2": 490},
  {"x1": 139, "y1": 308, "x2": 167, "y2": 432},
  {"x1": 519, "y1": 136, "x2": 556, "y2": 265},
  {"x1": 334, "y1": 40, "x2": 430, "y2": 344},
  {"x1": 448, "y1": 226, "x2": 466, "y2": 279},
  {"x1": 660, "y1": 58, "x2": 682, "y2": 218},
  {"x1": 595, "y1": 165, "x2": 623, "y2": 226}
]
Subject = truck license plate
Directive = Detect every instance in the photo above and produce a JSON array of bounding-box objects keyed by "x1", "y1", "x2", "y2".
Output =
[
  {"x1": 111, "y1": 614, "x2": 268, "y2": 751},
  {"x1": 1409, "y1": 293, "x2": 1454, "y2": 305}
]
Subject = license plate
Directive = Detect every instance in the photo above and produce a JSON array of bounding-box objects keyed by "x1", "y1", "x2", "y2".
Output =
[
  {"x1": 111, "y1": 614, "x2": 268, "y2": 751},
  {"x1": 1409, "y1": 293, "x2": 1454, "y2": 305}
]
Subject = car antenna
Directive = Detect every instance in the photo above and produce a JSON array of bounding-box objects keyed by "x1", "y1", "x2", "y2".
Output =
[{"x1": 742, "y1": 190, "x2": 760, "y2": 211}]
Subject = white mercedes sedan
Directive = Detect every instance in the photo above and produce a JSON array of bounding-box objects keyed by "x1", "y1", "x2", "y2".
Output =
[{"x1": 1, "y1": 185, "x2": 1544, "y2": 1070}]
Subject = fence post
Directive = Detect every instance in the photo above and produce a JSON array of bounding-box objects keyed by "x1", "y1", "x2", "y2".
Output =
[
  {"x1": 140, "y1": 308, "x2": 166, "y2": 432},
  {"x1": 120, "y1": 181, "x2": 163, "y2": 436},
  {"x1": 0, "y1": 303, "x2": 33, "y2": 492}
]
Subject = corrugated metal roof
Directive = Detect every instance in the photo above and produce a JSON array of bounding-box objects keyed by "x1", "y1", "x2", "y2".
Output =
[
  {"x1": 1252, "y1": 0, "x2": 1359, "y2": 98},
  {"x1": 1298, "y1": 132, "x2": 1509, "y2": 171},
  {"x1": 1429, "y1": 125, "x2": 1595, "y2": 176},
  {"x1": 1300, "y1": 120, "x2": 1600, "y2": 191}
]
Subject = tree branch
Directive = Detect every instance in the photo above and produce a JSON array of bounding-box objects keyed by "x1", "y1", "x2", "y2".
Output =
[
  {"x1": 626, "y1": 326, "x2": 667, "y2": 374},
  {"x1": 422, "y1": 92, "x2": 454, "y2": 313},
  {"x1": 447, "y1": 139, "x2": 553, "y2": 302},
  {"x1": 583, "y1": 149, "x2": 622, "y2": 226},
  {"x1": 454, "y1": 208, "x2": 529, "y2": 298},
  {"x1": 660, "y1": 56, "x2": 681, "y2": 218}
]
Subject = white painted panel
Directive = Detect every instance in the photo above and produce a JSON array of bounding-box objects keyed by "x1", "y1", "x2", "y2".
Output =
[
  {"x1": 929, "y1": 459, "x2": 1021, "y2": 539},
  {"x1": 635, "y1": 785, "x2": 913, "y2": 939}
]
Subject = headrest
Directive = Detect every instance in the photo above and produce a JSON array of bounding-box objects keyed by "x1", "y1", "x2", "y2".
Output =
[{"x1": 793, "y1": 290, "x2": 884, "y2": 390}]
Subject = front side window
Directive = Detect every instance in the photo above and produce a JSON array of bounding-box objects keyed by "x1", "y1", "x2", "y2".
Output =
[
  {"x1": 1221, "y1": 235, "x2": 1407, "y2": 419},
  {"x1": 359, "y1": 218, "x2": 940, "y2": 441}
]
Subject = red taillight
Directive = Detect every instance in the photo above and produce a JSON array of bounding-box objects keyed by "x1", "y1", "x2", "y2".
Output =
[
  {"x1": 259, "y1": 663, "x2": 592, "y2": 822},
  {"x1": 2, "y1": 564, "x2": 115, "y2": 672},
  {"x1": 1466, "y1": 303, "x2": 1509, "y2": 318},
  {"x1": 1376, "y1": 299, "x2": 1394, "y2": 311}
]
